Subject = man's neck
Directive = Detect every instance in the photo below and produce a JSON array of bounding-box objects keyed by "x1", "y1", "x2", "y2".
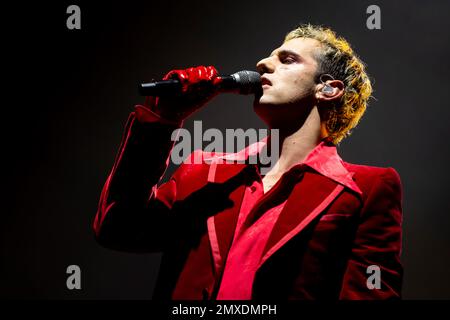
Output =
[{"x1": 265, "y1": 106, "x2": 326, "y2": 177}]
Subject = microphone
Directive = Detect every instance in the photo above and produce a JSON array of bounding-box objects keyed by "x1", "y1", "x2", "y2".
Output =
[{"x1": 138, "y1": 70, "x2": 261, "y2": 96}]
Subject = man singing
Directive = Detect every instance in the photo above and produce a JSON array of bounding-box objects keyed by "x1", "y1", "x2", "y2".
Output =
[{"x1": 93, "y1": 24, "x2": 403, "y2": 300}]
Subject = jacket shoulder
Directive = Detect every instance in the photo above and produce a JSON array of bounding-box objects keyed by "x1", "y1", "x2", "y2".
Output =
[{"x1": 343, "y1": 162, "x2": 402, "y2": 198}]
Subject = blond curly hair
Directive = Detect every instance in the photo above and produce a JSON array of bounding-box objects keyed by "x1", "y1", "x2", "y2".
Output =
[{"x1": 285, "y1": 24, "x2": 372, "y2": 144}]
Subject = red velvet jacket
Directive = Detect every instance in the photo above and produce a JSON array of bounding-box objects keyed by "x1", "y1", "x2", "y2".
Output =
[{"x1": 93, "y1": 107, "x2": 403, "y2": 300}]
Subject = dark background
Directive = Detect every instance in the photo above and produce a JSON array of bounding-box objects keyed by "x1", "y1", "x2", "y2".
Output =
[{"x1": 2, "y1": 0, "x2": 449, "y2": 299}]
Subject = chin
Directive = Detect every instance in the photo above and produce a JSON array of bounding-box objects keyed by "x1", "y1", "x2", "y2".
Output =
[{"x1": 253, "y1": 94, "x2": 277, "y2": 108}]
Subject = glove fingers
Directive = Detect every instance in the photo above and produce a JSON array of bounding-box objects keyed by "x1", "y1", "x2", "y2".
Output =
[
  {"x1": 156, "y1": 65, "x2": 220, "y2": 120},
  {"x1": 163, "y1": 66, "x2": 218, "y2": 92}
]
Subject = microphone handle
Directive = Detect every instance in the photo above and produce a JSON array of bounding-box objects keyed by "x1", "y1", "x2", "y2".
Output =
[
  {"x1": 138, "y1": 79, "x2": 181, "y2": 96},
  {"x1": 138, "y1": 76, "x2": 240, "y2": 96}
]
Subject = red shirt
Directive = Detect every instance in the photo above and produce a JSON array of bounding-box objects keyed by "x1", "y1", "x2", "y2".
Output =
[{"x1": 216, "y1": 140, "x2": 361, "y2": 300}]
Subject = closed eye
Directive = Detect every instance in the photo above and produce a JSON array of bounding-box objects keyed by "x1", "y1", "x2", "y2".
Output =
[
  {"x1": 266, "y1": 49, "x2": 302, "y2": 66},
  {"x1": 278, "y1": 51, "x2": 300, "y2": 64},
  {"x1": 281, "y1": 56, "x2": 296, "y2": 64}
]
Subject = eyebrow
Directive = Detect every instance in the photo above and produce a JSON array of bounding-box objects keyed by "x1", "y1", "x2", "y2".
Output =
[{"x1": 270, "y1": 49, "x2": 302, "y2": 60}]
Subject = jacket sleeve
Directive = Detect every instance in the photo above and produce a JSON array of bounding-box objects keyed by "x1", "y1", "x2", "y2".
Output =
[
  {"x1": 92, "y1": 105, "x2": 183, "y2": 253},
  {"x1": 339, "y1": 167, "x2": 403, "y2": 299}
]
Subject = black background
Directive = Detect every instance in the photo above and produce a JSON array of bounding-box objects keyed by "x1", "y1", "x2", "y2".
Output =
[{"x1": 2, "y1": 0, "x2": 450, "y2": 299}]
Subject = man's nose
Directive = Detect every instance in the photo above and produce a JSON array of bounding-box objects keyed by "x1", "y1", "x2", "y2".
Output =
[{"x1": 256, "y1": 56, "x2": 275, "y2": 74}]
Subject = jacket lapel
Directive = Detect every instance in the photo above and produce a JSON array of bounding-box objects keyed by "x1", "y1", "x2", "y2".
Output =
[
  {"x1": 206, "y1": 162, "x2": 248, "y2": 275},
  {"x1": 204, "y1": 139, "x2": 266, "y2": 273},
  {"x1": 255, "y1": 140, "x2": 361, "y2": 269},
  {"x1": 203, "y1": 139, "x2": 360, "y2": 274},
  {"x1": 258, "y1": 171, "x2": 345, "y2": 268}
]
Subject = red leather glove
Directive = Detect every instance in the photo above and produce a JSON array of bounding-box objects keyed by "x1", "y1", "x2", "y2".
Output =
[{"x1": 146, "y1": 66, "x2": 220, "y2": 122}]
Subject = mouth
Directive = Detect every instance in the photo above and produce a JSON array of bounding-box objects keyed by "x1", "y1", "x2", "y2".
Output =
[{"x1": 261, "y1": 76, "x2": 272, "y2": 87}]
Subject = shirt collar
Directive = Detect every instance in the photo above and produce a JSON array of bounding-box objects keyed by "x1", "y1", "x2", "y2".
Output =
[
  {"x1": 299, "y1": 140, "x2": 362, "y2": 195},
  {"x1": 206, "y1": 137, "x2": 362, "y2": 195}
]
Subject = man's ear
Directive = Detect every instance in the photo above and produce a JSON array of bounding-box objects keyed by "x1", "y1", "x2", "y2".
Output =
[{"x1": 316, "y1": 80, "x2": 345, "y2": 102}]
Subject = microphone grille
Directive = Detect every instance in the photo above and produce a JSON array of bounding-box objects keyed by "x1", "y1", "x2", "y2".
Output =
[{"x1": 232, "y1": 70, "x2": 262, "y2": 95}]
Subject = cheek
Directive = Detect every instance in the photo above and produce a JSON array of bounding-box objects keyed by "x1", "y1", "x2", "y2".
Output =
[
  {"x1": 281, "y1": 68, "x2": 315, "y2": 97},
  {"x1": 283, "y1": 76, "x2": 311, "y2": 100}
]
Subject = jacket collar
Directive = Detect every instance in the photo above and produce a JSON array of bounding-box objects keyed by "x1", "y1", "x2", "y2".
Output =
[{"x1": 205, "y1": 137, "x2": 362, "y2": 196}]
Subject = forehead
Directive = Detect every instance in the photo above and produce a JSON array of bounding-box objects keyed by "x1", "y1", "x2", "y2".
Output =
[{"x1": 271, "y1": 37, "x2": 322, "y2": 61}]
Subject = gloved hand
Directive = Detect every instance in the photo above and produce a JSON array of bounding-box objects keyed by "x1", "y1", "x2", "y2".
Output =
[{"x1": 146, "y1": 65, "x2": 221, "y2": 122}]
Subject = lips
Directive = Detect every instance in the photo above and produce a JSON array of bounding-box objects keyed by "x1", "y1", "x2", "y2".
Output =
[{"x1": 261, "y1": 76, "x2": 272, "y2": 86}]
